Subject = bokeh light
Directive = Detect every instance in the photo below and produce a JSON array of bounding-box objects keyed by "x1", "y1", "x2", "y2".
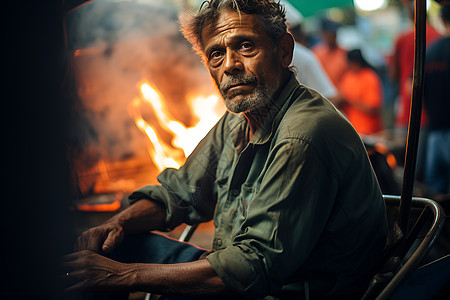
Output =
[{"x1": 354, "y1": 0, "x2": 387, "y2": 12}]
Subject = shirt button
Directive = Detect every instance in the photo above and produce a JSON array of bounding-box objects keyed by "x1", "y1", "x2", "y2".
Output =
[
  {"x1": 215, "y1": 239, "x2": 223, "y2": 247},
  {"x1": 231, "y1": 189, "x2": 240, "y2": 196}
]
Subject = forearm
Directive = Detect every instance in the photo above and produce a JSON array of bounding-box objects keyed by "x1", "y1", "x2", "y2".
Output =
[
  {"x1": 129, "y1": 259, "x2": 232, "y2": 298},
  {"x1": 106, "y1": 198, "x2": 167, "y2": 234}
]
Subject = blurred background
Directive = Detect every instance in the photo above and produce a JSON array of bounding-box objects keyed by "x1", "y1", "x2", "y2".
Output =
[{"x1": 3, "y1": 0, "x2": 449, "y2": 299}]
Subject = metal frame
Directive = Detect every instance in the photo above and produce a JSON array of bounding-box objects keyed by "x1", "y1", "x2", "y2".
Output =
[
  {"x1": 374, "y1": 195, "x2": 445, "y2": 300},
  {"x1": 398, "y1": 0, "x2": 427, "y2": 236}
]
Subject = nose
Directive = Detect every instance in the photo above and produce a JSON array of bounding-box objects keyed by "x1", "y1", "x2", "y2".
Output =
[{"x1": 223, "y1": 49, "x2": 244, "y2": 74}]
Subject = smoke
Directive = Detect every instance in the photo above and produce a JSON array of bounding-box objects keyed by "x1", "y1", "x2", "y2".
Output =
[{"x1": 67, "y1": 0, "x2": 217, "y2": 168}]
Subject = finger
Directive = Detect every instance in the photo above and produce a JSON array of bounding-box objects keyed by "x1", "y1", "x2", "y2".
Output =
[
  {"x1": 86, "y1": 236, "x2": 103, "y2": 253},
  {"x1": 62, "y1": 251, "x2": 81, "y2": 262},
  {"x1": 61, "y1": 258, "x2": 81, "y2": 271},
  {"x1": 102, "y1": 230, "x2": 119, "y2": 253},
  {"x1": 61, "y1": 254, "x2": 85, "y2": 275},
  {"x1": 76, "y1": 230, "x2": 103, "y2": 253}
]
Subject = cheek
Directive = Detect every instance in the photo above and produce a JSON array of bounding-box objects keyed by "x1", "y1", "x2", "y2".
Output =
[
  {"x1": 241, "y1": 58, "x2": 263, "y2": 78},
  {"x1": 208, "y1": 68, "x2": 222, "y2": 87},
  {"x1": 254, "y1": 57, "x2": 279, "y2": 80}
]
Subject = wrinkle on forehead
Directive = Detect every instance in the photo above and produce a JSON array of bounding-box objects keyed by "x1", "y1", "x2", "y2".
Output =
[{"x1": 201, "y1": 10, "x2": 262, "y2": 50}]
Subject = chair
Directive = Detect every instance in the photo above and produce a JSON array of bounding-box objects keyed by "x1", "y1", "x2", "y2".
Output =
[
  {"x1": 177, "y1": 224, "x2": 199, "y2": 244},
  {"x1": 361, "y1": 195, "x2": 446, "y2": 300}
]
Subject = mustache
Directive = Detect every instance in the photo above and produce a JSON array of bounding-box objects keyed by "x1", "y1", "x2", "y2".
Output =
[{"x1": 219, "y1": 74, "x2": 258, "y2": 94}]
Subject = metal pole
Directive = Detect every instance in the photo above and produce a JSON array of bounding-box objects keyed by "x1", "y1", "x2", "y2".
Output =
[{"x1": 398, "y1": 0, "x2": 427, "y2": 235}]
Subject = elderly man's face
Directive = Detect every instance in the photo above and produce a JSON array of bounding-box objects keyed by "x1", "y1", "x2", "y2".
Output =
[{"x1": 201, "y1": 10, "x2": 285, "y2": 113}]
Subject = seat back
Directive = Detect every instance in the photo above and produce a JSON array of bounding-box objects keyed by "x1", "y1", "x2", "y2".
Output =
[{"x1": 361, "y1": 195, "x2": 445, "y2": 300}]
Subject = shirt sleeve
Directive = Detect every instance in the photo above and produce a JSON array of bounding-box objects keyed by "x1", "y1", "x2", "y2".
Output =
[
  {"x1": 206, "y1": 137, "x2": 339, "y2": 298},
  {"x1": 128, "y1": 113, "x2": 229, "y2": 230}
]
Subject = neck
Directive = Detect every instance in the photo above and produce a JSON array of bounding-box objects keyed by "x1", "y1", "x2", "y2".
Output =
[{"x1": 243, "y1": 109, "x2": 275, "y2": 141}]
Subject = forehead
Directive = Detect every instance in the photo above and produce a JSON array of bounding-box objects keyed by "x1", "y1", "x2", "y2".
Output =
[{"x1": 201, "y1": 10, "x2": 267, "y2": 49}]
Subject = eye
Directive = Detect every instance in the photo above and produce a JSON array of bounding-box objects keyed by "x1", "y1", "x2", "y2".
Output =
[
  {"x1": 209, "y1": 50, "x2": 223, "y2": 60},
  {"x1": 208, "y1": 50, "x2": 224, "y2": 67},
  {"x1": 240, "y1": 42, "x2": 253, "y2": 51}
]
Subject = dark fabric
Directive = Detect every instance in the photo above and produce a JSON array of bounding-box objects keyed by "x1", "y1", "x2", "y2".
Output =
[
  {"x1": 424, "y1": 37, "x2": 450, "y2": 131},
  {"x1": 108, "y1": 232, "x2": 207, "y2": 264}
]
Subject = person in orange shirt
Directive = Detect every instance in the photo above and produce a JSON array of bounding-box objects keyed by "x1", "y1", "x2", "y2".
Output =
[
  {"x1": 336, "y1": 49, "x2": 383, "y2": 135},
  {"x1": 313, "y1": 18, "x2": 348, "y2": 89}
]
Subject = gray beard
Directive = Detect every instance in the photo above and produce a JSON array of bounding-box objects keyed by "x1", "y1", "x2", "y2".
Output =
[{"x1": 219, "y1": 74, "x2": 272, "y2": 114}]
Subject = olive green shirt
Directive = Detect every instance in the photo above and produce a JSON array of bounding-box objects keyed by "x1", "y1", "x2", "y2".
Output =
[{"x1": 129, "y1": 76, "x2": 387, "y2": 299}]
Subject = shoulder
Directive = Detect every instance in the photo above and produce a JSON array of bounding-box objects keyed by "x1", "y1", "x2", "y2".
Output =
[
  {"x1": 293, "y1": 45, "x2": 320, "y2": 72},
  {"x1": 276, "y1": 86, "x2": 357, "y2": 143},
  {"x1": 273, "y1": 86, "x2": 366, "y2": 180},
  {"x1": 294, "y1": 43, "x2": 315, "y2": 58}
]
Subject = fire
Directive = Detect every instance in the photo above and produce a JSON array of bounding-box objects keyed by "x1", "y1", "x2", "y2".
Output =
[{"x1": 130, "y1": 79, "x2": 223, "y2": 171}]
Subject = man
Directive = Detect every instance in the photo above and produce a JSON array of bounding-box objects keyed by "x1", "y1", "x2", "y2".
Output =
[
  {"x1": 64, "y1": 1, "x2": 387, "y2": 299},
  {"x1": 423, "y1": 4, "x2": 450, "y2": 196},
  {"x1": 390, "y1": 0, "x2": 441, "y2": 130}
]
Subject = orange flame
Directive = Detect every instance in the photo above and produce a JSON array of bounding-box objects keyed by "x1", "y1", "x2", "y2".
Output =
[{"x1": 129, "y1": 79, "x2": 223, "y2": 172}]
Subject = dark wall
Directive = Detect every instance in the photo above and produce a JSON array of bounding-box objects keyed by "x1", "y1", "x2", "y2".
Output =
[{"x1": 3, "y1": 1, "x2": 78, "y2": 299}]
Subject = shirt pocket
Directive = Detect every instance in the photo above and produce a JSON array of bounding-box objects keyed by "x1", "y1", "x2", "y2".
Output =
[
  {"x1": 238, "y1": 183, "x2": 256, "y2": 218},
  {"x1": 213, "y1": 176, "x2": 229, "y2": 228}
]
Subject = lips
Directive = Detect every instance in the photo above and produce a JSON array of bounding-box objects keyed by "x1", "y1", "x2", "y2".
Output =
[
  {"x1": 222, "y1": 80, "x2": 256, "y2": 94},
  {"x1": 228, "y1": 83, "x2": 247, "y2": 90},
  {"x1": 224, "y1": 84, "x2": 253, "y2": 96},
  {"x1": 219, "y1": 74, "x2": 258, "y2": 96}
]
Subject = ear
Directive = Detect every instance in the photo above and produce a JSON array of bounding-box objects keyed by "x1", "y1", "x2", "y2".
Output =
[{"x1": 278, "y1": 33, "x2": 294, "y2": 69}]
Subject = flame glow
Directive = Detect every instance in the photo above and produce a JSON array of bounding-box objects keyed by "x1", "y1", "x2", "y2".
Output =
[{"x1": 130, "y1": 79, "x2": 223, "y2": 171}]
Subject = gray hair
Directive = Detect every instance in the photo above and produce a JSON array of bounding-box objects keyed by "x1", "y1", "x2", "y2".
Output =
[{"x1": 181, "y1": 0, "x2": 287, "y2": 56}]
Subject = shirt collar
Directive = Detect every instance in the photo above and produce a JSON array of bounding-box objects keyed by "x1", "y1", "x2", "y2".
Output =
[{"x1": 228, "y1": 75, "x2": 301, "y2": 148}]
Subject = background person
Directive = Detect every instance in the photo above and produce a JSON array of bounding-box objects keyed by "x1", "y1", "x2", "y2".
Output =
[
  {"x1": 389, "y1": 0, "x2": 441, "y2": 130},
  {"x1": 312, "y1": 18, "x2": 348, "y2": 95},
  {"x1": 336, "y1": 49, "x2": 383, "y2": 135}
]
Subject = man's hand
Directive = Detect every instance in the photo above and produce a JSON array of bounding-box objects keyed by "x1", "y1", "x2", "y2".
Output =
[
  {"x1": 62, "y1": 250, "x2": 229, "y2": 298},
  {"x1": 63, "y1": 250, "x2": 133, "y2": 292},
  {"x1": 75, "y1": 223, "x2": 124, "y2": 254}
]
